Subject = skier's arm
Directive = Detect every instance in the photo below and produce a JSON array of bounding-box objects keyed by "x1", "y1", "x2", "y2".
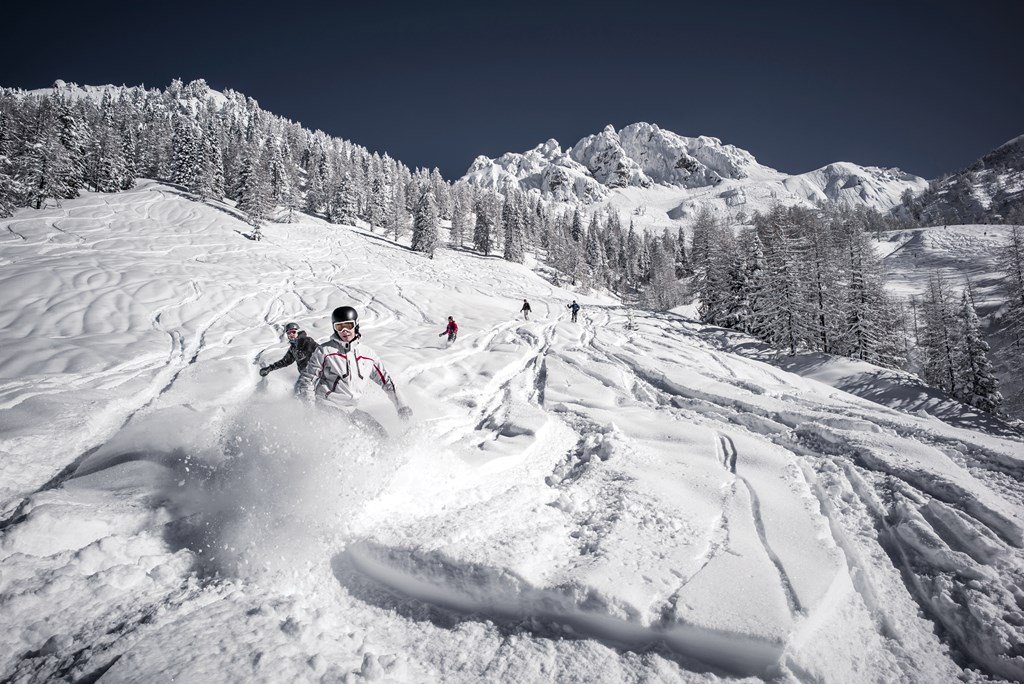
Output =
[
  {"x1": 366, "y1": 355, "x2": 410, "y2": 415},
  {"x1": 265, "y1": 348, "x2": 297, "y2": 372},
  {"x1": 296, "y1": 345, "x2": 325, "y2": 401}
]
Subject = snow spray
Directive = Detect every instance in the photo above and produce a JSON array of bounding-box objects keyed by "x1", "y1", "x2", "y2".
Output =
[{"x1": 166, "y1": 398, "x2": 410, "y2": 585}]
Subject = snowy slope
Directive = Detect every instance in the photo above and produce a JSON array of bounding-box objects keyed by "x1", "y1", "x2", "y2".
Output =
[
  {"x1": 2, "y1": 185, "x2": 1024, "y2": 682},
  {"x1": 462, "y1": 123, "x2": 927, "y2": 230},
  {"x1": 880, "y1": 222, "x2": 1024, "y2": 421},
  {"x1": 907, "y1": 135, "x2": 1024, "y2": 224}
]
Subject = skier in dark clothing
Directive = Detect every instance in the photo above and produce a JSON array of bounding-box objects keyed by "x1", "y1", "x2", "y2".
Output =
[
  {"x1": 567, "y1": 300, "x2": 581, "y2": 323},
  {"x1": 521, "y1": 299, "x2": 532, "y2": 320},
  {"x1": 439, "y1": 316, "x2": 459, "y2": 344},
  {"x1": 260, "y1": 322, "x2": 319, "y2": 378}
]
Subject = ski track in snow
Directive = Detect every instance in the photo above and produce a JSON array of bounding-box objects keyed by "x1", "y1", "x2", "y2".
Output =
[{"x1": 1, "y1": 183, "x2": 1023, "y2": 682}]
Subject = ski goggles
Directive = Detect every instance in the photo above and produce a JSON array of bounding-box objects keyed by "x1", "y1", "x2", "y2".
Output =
[
  {"x1": 285, "y1": 329, "x2": 299, "y2": 336},
  {"x1": 333, "y1": 321, "x2": 357, "y2": 332}
]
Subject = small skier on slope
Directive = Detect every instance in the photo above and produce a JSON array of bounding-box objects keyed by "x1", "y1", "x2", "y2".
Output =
[
  {"x1": 260, "y1": 322, "x2": 319, "y2": 385},
  {"x1": 297, "y1": 306, "x2": 413, "y2": 428},
  {"x1": 567, "y1": 300, "x2": 581, "y2": 323},
  {"x1": 439, "y1": 316, "x2": 458, "y2": 345},
  {"x1": 521, "y1": 299, "x2": 532, "y2": 320}
]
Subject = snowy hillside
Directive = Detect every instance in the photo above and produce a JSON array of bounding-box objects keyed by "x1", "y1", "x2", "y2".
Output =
[
  {"x1": 2, "y1": 185, "x2": 1024, "y2": 682},
  {"x1": 462, "y1": 122, "x2": 927, "y2": 230},
  {"x1": 880, "y1": 222, "x2": 1024, "y2": 419},
  {"x1": 903, "y1": 135, "x2": 1024, "y2": 225}
]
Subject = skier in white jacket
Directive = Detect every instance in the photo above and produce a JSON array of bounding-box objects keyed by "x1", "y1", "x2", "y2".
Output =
[{"x1": 297, "y1": 306, "x2": 413, "y2": 424}]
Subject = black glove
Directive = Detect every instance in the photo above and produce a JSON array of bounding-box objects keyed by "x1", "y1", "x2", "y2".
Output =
[
  {"x1": 259, "y1": 367, "x2": 270, "y2": 377},
  {"x1": 398, "y1": 405, "x2": 413, "y2": 421}
]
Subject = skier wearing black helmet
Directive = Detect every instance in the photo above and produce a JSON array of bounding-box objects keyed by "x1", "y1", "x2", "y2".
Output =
[
  {"x1": 297, "y1": 305, "x2": 413, "y2": 422},
  {"x1": 260, "y1": 322, "x2": 319, "y2": 380}
]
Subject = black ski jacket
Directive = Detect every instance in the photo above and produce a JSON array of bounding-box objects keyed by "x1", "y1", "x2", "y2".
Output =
[{"x1": 266, "y1": 332, "x2": 319, "y2": 373}]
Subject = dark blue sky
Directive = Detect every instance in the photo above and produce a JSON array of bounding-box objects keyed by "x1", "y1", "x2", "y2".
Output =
[{"x1": 4, "y1": 0, "x2": 1022, "y2": 180}]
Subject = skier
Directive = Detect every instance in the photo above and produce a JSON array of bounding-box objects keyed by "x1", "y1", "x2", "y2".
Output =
[
  {"x1": 521, "y1": 299, "x2": 532, "y2": 320},
  {"x1": 439, "y1": 316, "x2": 458, "y2": 345},
  {"x1": 260, "y1": 322, "x2": 319, "y2": 381},
  {"x1": 297, "y1": 306, "x2": 413, "y2": 426},
  {"x1": 567, "y1": 300, "x2": 581, "y2": 323}
]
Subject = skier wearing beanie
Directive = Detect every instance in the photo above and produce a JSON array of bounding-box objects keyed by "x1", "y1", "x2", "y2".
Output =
[
  {"x1": 260, "y1": 322, "x2": 319, "y2": 379},
  {"x1": 297, "y1": 306, "x2": 413, "y2": 422}
]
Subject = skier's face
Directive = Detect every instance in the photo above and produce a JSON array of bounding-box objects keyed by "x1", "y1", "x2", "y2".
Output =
[
  {"x1": 334, "y1": 321, "x2": 357, "y2": 342},
  {"x1": 286, "y1": 329, "x2": 298, "y2": 340}
]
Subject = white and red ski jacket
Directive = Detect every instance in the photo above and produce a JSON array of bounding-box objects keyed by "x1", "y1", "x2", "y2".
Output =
[{"x1": 297, "y1": 335, "x2": 406, "y2": 411}]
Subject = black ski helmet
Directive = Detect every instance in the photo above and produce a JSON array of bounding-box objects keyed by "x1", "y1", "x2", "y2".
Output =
[
  {"x1": 332, "y1": 306, "x2": 360, "y2": 336},
  {"x1": 284, "y1": 322, "x2": 300, "y2": 332}
]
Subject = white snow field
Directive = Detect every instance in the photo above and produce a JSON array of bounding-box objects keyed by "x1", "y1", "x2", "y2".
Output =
[{"x1": 2, "y1": 183, "x2": 1024, "y2": 683}]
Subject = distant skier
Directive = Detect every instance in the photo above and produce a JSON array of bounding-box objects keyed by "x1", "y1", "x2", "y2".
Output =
[
  {"x1": 297, "y1": 306, "x2": 413, "y2": 425},
  {"x1": 439, "y1": 316, "x2": 458, "y2": 345},
  {"x1": 260, "y1": 322, "x2": 319, "y2": 382},
  {"x1": 567, "y1": 300, "x2": 581, "y2": 323},
  {"x1": 521, "y1": 299, "x2": 532, "y2": 320}
]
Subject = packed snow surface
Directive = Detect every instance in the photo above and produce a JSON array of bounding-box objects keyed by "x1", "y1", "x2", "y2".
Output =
[{"x1": 2, "y1": 183, "x2": 1024, "y2": 682}]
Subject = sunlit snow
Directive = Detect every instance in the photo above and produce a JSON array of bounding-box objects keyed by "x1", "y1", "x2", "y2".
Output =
[{"x1": 1, "y1": 183, "x2": 1023, "y2": 682}]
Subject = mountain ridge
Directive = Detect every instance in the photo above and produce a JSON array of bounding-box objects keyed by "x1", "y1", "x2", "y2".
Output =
[{"x1": 461, "y1": 121, "x2": 928, "y2": 226}]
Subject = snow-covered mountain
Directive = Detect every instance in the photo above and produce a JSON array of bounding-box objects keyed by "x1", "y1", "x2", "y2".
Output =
[
  {"x1": 2, "y1": 183, "x2": 1023, "y2": 682},
  {"x1": 462, "y1": 122, "x2": 927, "y2": 226},
  {"x1": 903, "y1": 134, "x2": 1024, "y2": 225}
]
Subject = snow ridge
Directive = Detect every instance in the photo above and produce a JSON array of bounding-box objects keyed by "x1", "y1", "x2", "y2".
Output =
[{"x1": 462, "y1": 122, "x2": 927, "y2": 223}]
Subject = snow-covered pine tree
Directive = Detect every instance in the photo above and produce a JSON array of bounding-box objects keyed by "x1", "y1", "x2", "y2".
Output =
[
  {"x1": 304, "y1": 145, "x2": 330, "y2": 216},
  {"x1": 0, "y1": 105, "x2": 23, "y2": 217},
  {"x1": 267, "y1": 139, "x2": 291, "y2": 208},
  {"x1": 739, "y1": 231, "x2": 768, "y2": 335},
  {"x1": 119, "y1": 127, "x2": 137, "y2": 191},
  {"x1": 386, "y1": 181, "x2": 409, "y2": 241},
  {"x1": 624, "y1": 221, "x2": 641, "y2": 289},
  {"x1": 697, "y1": 219, "x2": 736, "y2": 326},
  {"x1": 53, "y1": 95, "x2": 88, "y2": 193},
  {"x1": 835, "y1": 211, "x2": 905, "y2": 368},
  {"x1": 689, "y1": 207, "x2": 716, "y2": 275},
  {"x1": 473, "y1": 191, "x2": 496, "y2": 255},
  {"x1": 754, "y1": 206, "x2": 808, "y2": 355},
  {"x1": 17, "y1": 101, "x2": 78, "y2": 209},
  {"x1": 235, "y1": 140, "x2": 271, "y2": 237},
  {"x1": 583, "y1": 216, "x2": 607, "y2": 285},
  {"x1": 430, "y1": 168, "x2": 451, "y2": 219},
  {"x1": 642, "y1": 239, "x2": 685, "y2": 310},
  {"x1": 328, "y1": 173, "x2": 359, "y2": 225},
  {"x1": 172, "y1": 115, "x2": 207, "y2": 196},
  {"x1": 367, "y1": 172, "x2": 388, "y2": 232},
  {"x1": 449, "y1": 183, "x2": 469, "y2": 249},
  {"x1": 570, "y1": 208, "x2": 583, "y2": 243},
  {"x1": 1002, "y1": 225, "x2": 1024, "y2": 346},
  {"x1": 955, "y1": 283, "x2": 1003, "y2": 413},
  {"x1": 802, "y1": 207, "x2": 842, "y2": 354},
  {"x1": 411, "y1": 189, "x2": 440, "y2": 258},
  {"x1": 503, "y1": 190, "x2": 526, "y2": 264},
  {"x1": 920, "y1": 273, "x2": 960, "y2": 395},
  {"x1": 675, "y1": 226, "x2": 690, "y2": 277}
]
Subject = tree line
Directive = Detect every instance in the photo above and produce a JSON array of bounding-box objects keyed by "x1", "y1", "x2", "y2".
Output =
[{"x1": 0, "y1": 79, "x2": 450, "y2": 242}]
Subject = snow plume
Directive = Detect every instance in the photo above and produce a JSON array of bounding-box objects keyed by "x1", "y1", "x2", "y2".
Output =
[{"x1": 164, "y1": 399, "x2": 405, "y2": 584}]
